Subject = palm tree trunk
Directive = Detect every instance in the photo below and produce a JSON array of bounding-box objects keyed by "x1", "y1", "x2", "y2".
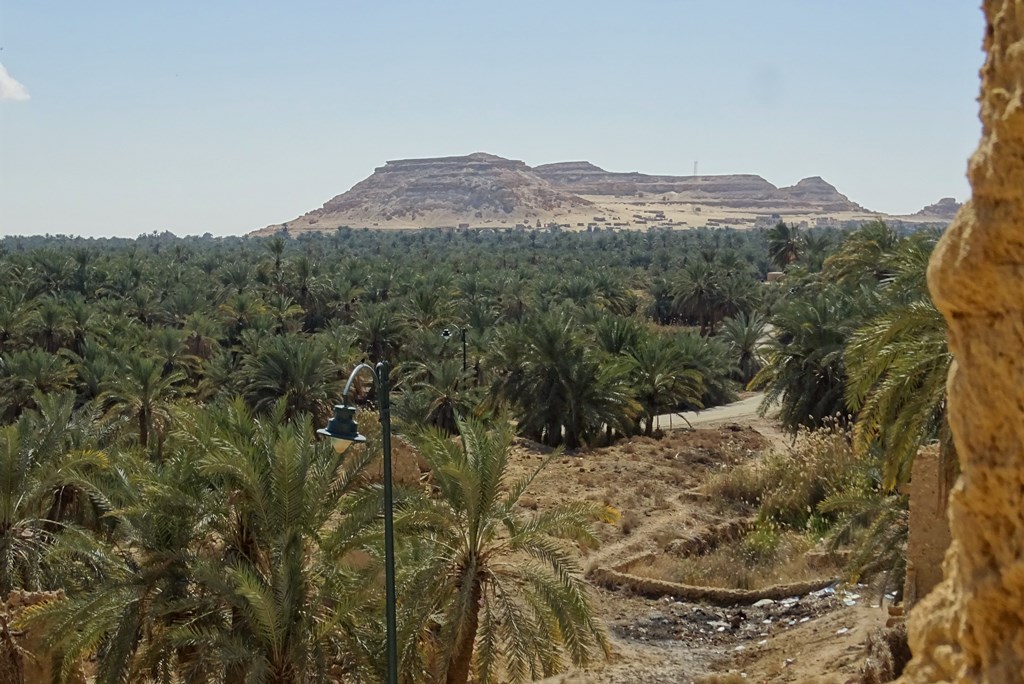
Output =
[
  {"x1": 445, "y1": 576, "x2": 483, "y2": 684},
  {"x1": 138, "y1": 408, "x2": 149, "y2": 448},
  {"x1": 546, "y1": 417, "x2": 561, "y2": 447}
]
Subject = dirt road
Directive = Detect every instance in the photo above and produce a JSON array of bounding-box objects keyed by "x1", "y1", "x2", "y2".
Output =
[{"x1": 654, "y1": 393, "x2": 766, "y2": 430}]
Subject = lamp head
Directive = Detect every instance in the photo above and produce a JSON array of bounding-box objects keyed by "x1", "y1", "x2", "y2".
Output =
[{"x1": 317, "y1": 404, "x2": 367, "y2": 454}]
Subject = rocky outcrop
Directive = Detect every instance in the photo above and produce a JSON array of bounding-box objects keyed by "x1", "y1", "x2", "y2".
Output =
[
  {"x1": 535, "y1": 161, "x2": 778, "y2": 200},
  {"x1": 535, "y1": 163, "x2": 863, "y2": 212},
  {"x1": 778, "y1": 176, "x2": 865, "y2": 212},
  {"x1": 899, "y1": 2, "x2": 1024, "y2": 682},
  {"x1": 266, "y1": 153, "x2": 591, "y2": 232},
  {"x1": 913, "y1": 198, "x2": 962, "y2": 219}
]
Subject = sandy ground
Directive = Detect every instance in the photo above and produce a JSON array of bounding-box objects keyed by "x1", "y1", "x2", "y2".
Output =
[
  {"x1": 510, "y1": 395, "x2": 890, "y2": 684},
  {"x1": 654, "y1": 393, "x2": 767, "y2": 430},
  {"x1": 267, "y1": 194, "x2": 943, "y2": 235}
]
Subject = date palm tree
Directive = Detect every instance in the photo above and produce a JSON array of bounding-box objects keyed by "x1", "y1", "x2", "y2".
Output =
[
  {"x1": 489, "y1": 311, "x2": 636, "y2": 448},
  {"x1": 99, "y1": 354, "x2": 184, "y2": 450},
  {"x1": 720, "y1": 311, "x2": 768, "y2": 384},
  {"x1": 765, "y1": 221, "x2": 802, "y2": 270},
  {"x1": 240, "y1": 335, "x2": 344, "y2": 420},
  {"x1": 672, "y1": 261, "x2": 721, "y2": 335},
  {"x1": 822, "y1": 220, "x2": 900, "y2": 286},
  {"x1": 353, "y1": 303, "x2": 406, "y2": 363},
  {"x1": 0, "y1": 392, "x2": 106, "y2": 595},
  {"x1": 843, "y1": 231, "x2": 951, "y2": 490},
  {"x1": 400, "y1": 358, "x2": 479, "y2": 434},
  {"x1": 182, "y1": 400, "x2": 382, "y2": 683},
  {"x1": 25, "y1": 400, "x2": 381, "y2": 684},
  {"x1": 752, "y1": 288, "x2": 863, "y2": 432},
  {"x1": 0, "y1": 349, "x2": 76, "y2": 422},
  {"x1": 625, "y1": 332, "x2": 704, "y2": 435},
  {"x1": 403, "y1": 417, "x2": 613, "y2": 684}
]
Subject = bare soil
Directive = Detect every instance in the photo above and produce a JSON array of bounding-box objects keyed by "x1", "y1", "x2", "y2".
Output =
[{"x1": 510, "y1": 421, "x2": 892, "y2": 683}]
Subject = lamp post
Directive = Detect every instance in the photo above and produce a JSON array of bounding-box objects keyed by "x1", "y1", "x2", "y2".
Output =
[
  {"x1": 318, "y1": 361, "x2": 398, "y2": 684},
  {"x1": 440, "y1": 323, "x2": 467, "y2": 372}
]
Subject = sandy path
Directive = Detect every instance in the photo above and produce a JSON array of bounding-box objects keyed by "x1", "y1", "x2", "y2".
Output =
[{"x1": 654, "y1": 393, "x2": 766, "y2": 429}]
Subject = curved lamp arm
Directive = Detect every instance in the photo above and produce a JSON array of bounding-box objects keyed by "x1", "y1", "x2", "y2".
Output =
[{"x1": 342, "y1": 362, "x2": 380, "y2": 402}]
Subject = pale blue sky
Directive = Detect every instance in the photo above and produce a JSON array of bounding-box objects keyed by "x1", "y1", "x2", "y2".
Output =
[{"x1": 0, "y1": 2, "x2": 985, "y2": 237}]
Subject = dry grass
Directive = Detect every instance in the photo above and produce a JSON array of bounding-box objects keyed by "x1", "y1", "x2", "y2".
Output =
[
  {"x1": 704, "y1": 421, "x2": 863, "y2": 529},
  {"x1": 696, "y1": 674, "x2": 748, "y2": 684},
  {"x1": 631, "y1": 526, "x2": 832, "y2": 590}
]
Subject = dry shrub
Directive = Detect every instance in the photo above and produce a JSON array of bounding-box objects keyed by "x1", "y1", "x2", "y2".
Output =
[
  {"x1": 620, "y1": 510, "x2": 641, "y2": 535},
  {"x1": 632, "y1": 525, "x2": 821, "y2": 590},
  {"x1": 860, "y1": 623, "x2": 911, "y2": 683},
  {"x1": 704, "y1": 462, "x2": 766, "y2": 508},
  {"x1": 758, "y1": 421, "x2": 862, "y2": 528},
  {"x1": 705, "y1": 421, "x2": 864, "y2": 529}
]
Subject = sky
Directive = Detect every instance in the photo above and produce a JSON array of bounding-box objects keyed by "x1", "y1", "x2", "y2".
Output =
[{"x1": 0, "y1": 2, "x2": 985, "y2": 238}]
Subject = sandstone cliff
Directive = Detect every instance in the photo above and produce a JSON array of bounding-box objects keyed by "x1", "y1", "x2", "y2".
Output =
[
  {"x1": 777, "y1": 176, "x2": 865, "y2": 213},
  {"x1": 535, "y1": 163, "x2": 864, "y2": 212},
  {"x1": 267, "y1": 153, "x2": 591, "y2": 233},
  {"x1": 913, "y1": 197, "x2": 962, "y2": 219}
]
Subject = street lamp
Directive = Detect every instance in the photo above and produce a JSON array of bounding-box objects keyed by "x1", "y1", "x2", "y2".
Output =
[
  {"x1": 440, "y1": 323, "x2": 467, "y2": 372},
  {"x1": 317, "y1": 361, "x2": 398, "y2": 684}
]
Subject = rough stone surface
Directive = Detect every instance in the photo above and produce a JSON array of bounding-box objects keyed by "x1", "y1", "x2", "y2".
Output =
[
  {"x1": 535, "y1": 162, "x2": 863, "y2": 212},
  {"x1": 914, "y1": 198, "x2": 963, "y2": 219},
  {"x1": 264, "y1": 152, "x2": 592, "y2": 232},
  {"x1": 899, "y1": 2, "x2": 1024, "y2": 682}
]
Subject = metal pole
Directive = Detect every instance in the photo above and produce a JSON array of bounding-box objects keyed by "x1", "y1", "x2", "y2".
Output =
[{"x1": 377, "y1": 360, "x2": 399, "y2": 684}]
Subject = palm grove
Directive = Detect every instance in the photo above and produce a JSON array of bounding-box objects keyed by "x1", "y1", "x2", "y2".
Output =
[{"x1": 0, "y1": 221, "x2": 948, "y2": 682}]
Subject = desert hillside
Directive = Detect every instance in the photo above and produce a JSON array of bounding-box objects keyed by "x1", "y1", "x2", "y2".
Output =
[{"x1": 255, "y1": 153, "x2": 957, "y2": 235}]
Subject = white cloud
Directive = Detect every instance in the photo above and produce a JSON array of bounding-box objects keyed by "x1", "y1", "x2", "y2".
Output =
[{"x1": 0, "y1": 63, "x2": 30, "y2": 101}]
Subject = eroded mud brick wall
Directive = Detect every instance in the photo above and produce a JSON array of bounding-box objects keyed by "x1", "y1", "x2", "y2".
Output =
[
  {"x1": 899, "y1": 1, "x2": 1024, "y2": 682},
  {"x1": 903, "y1": 447, "x2": 951, "y2": 606}
]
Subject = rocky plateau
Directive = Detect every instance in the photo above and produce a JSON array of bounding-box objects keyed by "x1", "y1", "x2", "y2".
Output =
[{"x1": 256, "y1": 153, "x2": 956, "y2": 234}]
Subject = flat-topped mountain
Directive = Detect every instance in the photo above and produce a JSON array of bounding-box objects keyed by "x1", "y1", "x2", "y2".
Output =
[
  {"x1": 266, "y1": 153, "x2": 591, "y2": 233},
  {"x1": 256, "y1": 153, "x2": 942, "y2": 235}
]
